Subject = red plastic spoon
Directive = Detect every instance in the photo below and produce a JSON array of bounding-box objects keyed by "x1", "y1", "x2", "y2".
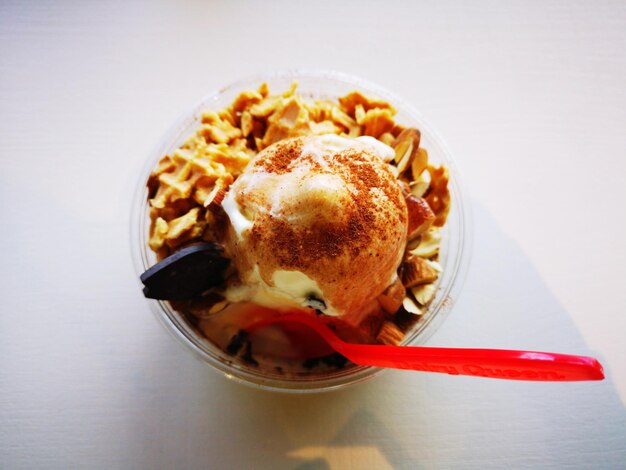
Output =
[{"x1": 247, "y1": 314, "x2": 604, "y2": 382}]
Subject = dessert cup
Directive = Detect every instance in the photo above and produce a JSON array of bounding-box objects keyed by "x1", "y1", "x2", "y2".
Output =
[{"x1": 131, "y1": 70, "x2": 472, "y2": 392}]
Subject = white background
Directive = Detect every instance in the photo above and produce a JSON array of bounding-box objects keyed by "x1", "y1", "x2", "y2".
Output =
[{"x1": 2, "y1": 1, "x2": 625, "y2": 469}]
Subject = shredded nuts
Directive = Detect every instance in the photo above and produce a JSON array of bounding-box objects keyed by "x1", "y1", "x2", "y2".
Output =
[
  {"x1": 378, "y1": 278, "x2": 406, "y2": 314},
  {"x1": 377, "y1": 321, "x2": 406, "y2": 346}
]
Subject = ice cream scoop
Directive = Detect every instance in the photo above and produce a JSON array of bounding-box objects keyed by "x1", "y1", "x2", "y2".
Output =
[{"x1": 222, "y1": 134, "x2": 409, "y2": 323}]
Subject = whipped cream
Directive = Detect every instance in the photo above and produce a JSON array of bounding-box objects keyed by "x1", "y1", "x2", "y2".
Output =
[{"x1": 225, "y1": 266, "x2": 341, "y2": 316}]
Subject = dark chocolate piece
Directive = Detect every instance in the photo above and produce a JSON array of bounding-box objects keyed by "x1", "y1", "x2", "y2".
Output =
[
  {"x1": 304, "y1": 294, "x2": 327, "y2": 312},
  {"x1": 302, "y1": 357, "x2": 320, "y2": 369},
  {"x1": 241, "y1": 340, "x2": 258, "y2": 366},
  {"x1": 321, "y1": 352, "x2": 349, "y2": 369},
  {"x1": 140, "y1": 243, "x2": 229, "y2": 300},
  {"x1": 226, "y1": 331, "x2": 248, "y2": 356},
  {"x1": 302, "y1": 353, "x2": 349, "y2": 370}
]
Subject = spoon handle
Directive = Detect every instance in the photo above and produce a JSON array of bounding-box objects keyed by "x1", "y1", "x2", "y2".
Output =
[
  {"x1": 248, "y1": 314, "x2": 604, "y2": 381},
  {"x1": 340, "y1": 344, "x2": 604, "y2": 381}
]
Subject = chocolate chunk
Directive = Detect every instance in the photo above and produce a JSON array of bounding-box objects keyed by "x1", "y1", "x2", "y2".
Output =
[
  {"x1": 225, "y1": 330, "x2": 258, "y2": 366},
  {"x1": 140, "y1": 243, "x2": 229, "y2": 300},
  {"x1": 305, "y1": 294, "x2": 326, "y2": 312},
  {"x1": 321, "y1": 352, "x2": 349, "y2": 369},
  {"x1": 241, "y1": 340, "x2": 258, "y2": 366},
  {"x1": 302, "y1": 357, "x2": 320, "y2": 369},
  {"x1": 302, "y1": 353, "x2": 349, "y2": 370},
  {"x1": 226, "y1": 330, "x2": 249, "y2": 356}
]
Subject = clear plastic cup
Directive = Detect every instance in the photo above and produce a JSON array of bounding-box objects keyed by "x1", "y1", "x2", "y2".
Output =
[{"x1": 130, "y1": 70, "x2": 472, "y2": 393}]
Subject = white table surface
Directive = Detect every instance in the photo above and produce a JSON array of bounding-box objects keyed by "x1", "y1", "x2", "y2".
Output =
[{"x1": 2, "y1": 1, "x2": 625, "y2": 468}]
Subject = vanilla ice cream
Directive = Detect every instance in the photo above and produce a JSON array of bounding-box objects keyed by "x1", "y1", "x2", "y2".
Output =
[{"x1": 221, "y1": 134, "x2": 409, "y2": 324}]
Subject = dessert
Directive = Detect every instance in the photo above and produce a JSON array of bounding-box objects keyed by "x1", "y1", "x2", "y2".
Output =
[
  {"x1": 143, "y1": 82, "x2": 451, "y2": 375},
  {"x1": 222, "y1": 134, "x2": 407, "y2": 325}
]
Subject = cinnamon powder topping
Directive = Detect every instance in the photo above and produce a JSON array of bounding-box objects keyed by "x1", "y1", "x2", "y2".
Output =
[{"x1": 227, "y1": 136, "x2": 408, "y2": 317}]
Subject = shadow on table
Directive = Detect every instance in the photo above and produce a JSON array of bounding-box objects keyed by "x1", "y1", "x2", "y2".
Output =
[{"x1": 127, "y1": 202, "x2": 626, "y2": 470}]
